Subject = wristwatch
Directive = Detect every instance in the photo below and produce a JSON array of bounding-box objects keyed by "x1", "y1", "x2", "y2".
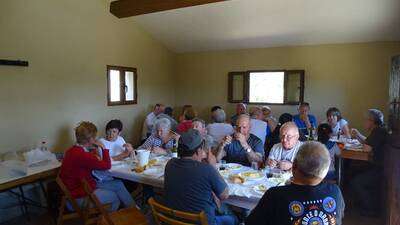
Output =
[{"x1": 245, "y1": 147, "x2": 252, "y2": 153}]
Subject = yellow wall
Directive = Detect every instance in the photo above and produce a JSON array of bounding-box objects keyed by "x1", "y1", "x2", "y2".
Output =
[
  {"x1": 0, "y1": 0, "x2": 176, "y2": 153},
  {"x1": 1, "y1": 0, "x2": 399, "y2": 154},
  {"x1": 175, "y1": 42, "x2": 400, "y2": 131}
]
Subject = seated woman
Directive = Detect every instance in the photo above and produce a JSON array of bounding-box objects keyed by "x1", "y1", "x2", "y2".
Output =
[
  {"x1": 99, "y1": 119, "x2": 133, "y2": 161},
  {"x1": 139, "y1": 118, "x2": 180, "y2": 154},
  {"x1": 326, "y1": 107, "x2": 350, "y2": 138},
  {"x1": 317, "y1": 123, "x2": 340, "y2": 180},
  {"x1": 177, "y1": 107, "x2": 198, "y2": 133},
  {"x1": 350, "y1": 109, "x2": 388, "y2": 216},
  {"x1": 59, "y1": 121, "x2": 135, "y2": 212}
]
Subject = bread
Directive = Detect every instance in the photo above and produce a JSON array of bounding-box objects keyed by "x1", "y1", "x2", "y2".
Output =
[{"x1": 229, "y1": 174, "x2": 245, "y2": 184}]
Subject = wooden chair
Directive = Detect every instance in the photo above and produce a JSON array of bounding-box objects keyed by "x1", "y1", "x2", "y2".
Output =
[
  {"x1": 148, "y1": 197, "x2": 208, "y2": 225},
  {"x1": 81, "y1": 179, "x2": 148, "y2": 225},
  {"x1": 55, "y1": 176, "x2": 106, "y2": 225}
]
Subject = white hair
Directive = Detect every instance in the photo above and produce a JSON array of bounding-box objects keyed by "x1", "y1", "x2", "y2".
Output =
[
  {"x1": 294, "y1": 141, "x2": 330, "y2": 179},
  {"x1": 153, "y1": 118, "x2": 171, "y2": 133},
  {"x1": 212, "y1": 109, "x2": 226, "y2": 123}
]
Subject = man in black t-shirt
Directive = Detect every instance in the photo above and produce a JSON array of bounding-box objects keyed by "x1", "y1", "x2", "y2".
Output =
[
  {"x1": 246, "y1": 141, "x2": 345, "y2": 225},
  {"x1": 351, "y1": 109, "x2": 388, "y2": 216}
]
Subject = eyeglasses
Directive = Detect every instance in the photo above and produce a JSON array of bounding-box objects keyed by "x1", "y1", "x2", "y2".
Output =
[{"x1": 280, "y1": 134, "x2": 297, "y2": 140}]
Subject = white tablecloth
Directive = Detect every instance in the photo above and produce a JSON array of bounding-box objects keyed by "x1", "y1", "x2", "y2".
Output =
[{"x1": 108, "y1": 156, "x2": 289, "y2": 210}]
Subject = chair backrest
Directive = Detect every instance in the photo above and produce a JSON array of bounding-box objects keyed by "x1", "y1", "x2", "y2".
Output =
[
  {"x1": 81, "y1": 179, "x2": 115, "y2": 225},
  {"x1": 148, "y1": 197, "x2": 208, "y2": 225},
  {"x1": 56, "y1": 176, "x2": 86, "y2": 219}
]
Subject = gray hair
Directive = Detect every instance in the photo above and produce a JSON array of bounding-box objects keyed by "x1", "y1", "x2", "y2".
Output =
[
  {"x1": 192, "y1": 118, "x2": 206, "y2": 128},
  {"x1": 294, "y1": 141, "x2": 330, "y2": 179},
  {"x1": 367, "y1": 108, "x2": 384, "y2": 126},
  {"x1": 212, "y1": 109, "x2": 226, "y2": 123},
  {"x1": 280, "y1": 122, "x2": 299, "y2": 135},
  {"x1": 153, "y1": 118, "x2": 171, "y2": 133}
]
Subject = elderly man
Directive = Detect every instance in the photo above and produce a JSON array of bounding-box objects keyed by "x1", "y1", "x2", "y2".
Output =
[
  {"x1": 261, "y1": 106, "x2": 277, "y2": 132},
  {"x1": 164, "y1": 129, "x2": 237, "y2": 225},
  {"x1": 293, "y1": 102, "x2": 318, "y2": 138},
  {"x1": 246, "y1": 141, "x2": 345, "y2": 225},
  {"x1": 141, "y1": 104, "x2": 165, "y2": 141},
  {"x1": 351, "y1": 109, "x2": 388, "y2": 216},
  {"x1": 249, "y1": 107, "x2": 269, "y2": 146},
  {"x1": 266, "y1": 122, "x2": 302, "y2": 171},
  {"x1": 230, "y1": 103, "x2": 247, "y2": 127},
  {"x1": 217, "y1": 114, "x2": 264, "y2": 166},
  {"x1": 207, "y1": 109, "x2": 235, "y2": 144}
]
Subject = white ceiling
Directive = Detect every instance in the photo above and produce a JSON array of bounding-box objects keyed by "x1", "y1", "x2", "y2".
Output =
[{"x1": 131, "y1": 0, "x2": 400, "y2": 53}]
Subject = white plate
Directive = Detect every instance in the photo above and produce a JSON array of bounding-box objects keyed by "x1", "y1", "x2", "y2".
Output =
[
  {"x1": 253, "y1": 184, "x2": 268, "y2": 194},
  {"x1": 224, "y1": 163, "x2": 243, "y2": 170},
  {"x1": 239, "y1": 171, "x2": 265, "y2": 181}
]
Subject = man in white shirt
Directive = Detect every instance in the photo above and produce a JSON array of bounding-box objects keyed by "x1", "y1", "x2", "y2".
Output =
[
  {"x1": 267, "y1": 122, "x2": 302, "y2": 171},
  {"x1": 206, "y1": 109, "x2": 234, "y2": 145},
  {"x1": 141, "y1": 104, "x2": 165, "y2": 141},
  {"x1": 249, "y1": 107, "x2": 268, "y2": 146}
]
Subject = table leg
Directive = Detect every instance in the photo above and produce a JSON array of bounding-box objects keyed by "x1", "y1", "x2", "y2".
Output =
[
  {"x1": 337, "y1": 157, "x2": 343, "y2": 188},
  {"x1": 18, "y1": 186, "x2": 30, "y2": 221}
]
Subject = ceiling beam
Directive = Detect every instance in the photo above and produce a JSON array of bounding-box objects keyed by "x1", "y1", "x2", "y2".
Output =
[{"x1": 110, "y1": 0, "x2": 229, "y2": 18}]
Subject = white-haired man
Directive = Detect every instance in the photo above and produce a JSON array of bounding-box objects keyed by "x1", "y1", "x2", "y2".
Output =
[
  {"x1": 266, "y1": 122, "x2": 303, "y2": 171},
  {"x1": 246, "y1": 141, "x2": 345, "y2": 225}
]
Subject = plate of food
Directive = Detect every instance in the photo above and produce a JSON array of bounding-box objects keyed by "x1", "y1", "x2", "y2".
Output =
[
  {"x1": 224, "y1": 163, "x2": 243, "y2": 170},
  {"x1": 239, "y1": 171, "x2": 265, "y2": 181},
  {"x1": 253, "y1": 184, "x2": 268, "y2": 194},
  {"x1": 219, "y1": 169, "x2": 231, "y2": 177}
]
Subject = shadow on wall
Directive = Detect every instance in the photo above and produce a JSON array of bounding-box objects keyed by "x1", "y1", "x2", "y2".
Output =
[{"x1": 53, "y1": 125, "x2": 73, "y2": 153}]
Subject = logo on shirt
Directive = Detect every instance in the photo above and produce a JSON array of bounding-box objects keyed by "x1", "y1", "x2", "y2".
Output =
[{"x1": 290, "y1": 197, "x2": 337, "y2": 225}]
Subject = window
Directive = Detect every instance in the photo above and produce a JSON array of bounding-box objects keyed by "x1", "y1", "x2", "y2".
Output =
[
  {"x1": 228, "y1": 70, "x2": 304, "y2": 105},
  {"x1": 107, "y1": 65, "x2": 137, "y2": 106}
]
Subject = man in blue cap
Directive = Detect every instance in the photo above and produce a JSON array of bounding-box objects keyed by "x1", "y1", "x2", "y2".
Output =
[{"x1": 164, "y1": 129, "x2": 237, "y2": 225}]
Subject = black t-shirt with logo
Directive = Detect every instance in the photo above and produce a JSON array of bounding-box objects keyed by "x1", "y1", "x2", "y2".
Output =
[{"x1": 246, "y1": 182, "x2": 345, "y2": 225}]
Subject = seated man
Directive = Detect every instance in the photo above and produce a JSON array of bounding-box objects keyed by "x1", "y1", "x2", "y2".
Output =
[
  {"x1": 60, "y1": 121, "x2": 135, "y2": 212},
  {"x1": 249, "y1": 106, "x2": 269, "y2": 146},
  {"x1": 217, "y1": 114, "x2": 264, "y2": 166},
  {"x1": 266, "y1": 122, "x2": 302, "y2": 171},
  {"x1": 164, "y1": 129, "x2": 237, "y2": 225},
  {"x1": 246, "y1": 141, "x2": 345, "y2": 225},
  {"x1": 350, "y1": 109, "x2": 388, "y2": 216},
  {"x1": 99, "y1": 119, "x2": 134, "y2": 161},
  {"x1": 293, "y1": 102, "x2": 317, "y2": 138},
  {"x1": 207, "y1": 109, "x2": 234, "y2": 145}
]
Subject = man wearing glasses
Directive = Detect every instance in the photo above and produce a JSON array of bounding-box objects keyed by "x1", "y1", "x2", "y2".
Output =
[{"x1": 266, "y1": 122, "x2": 303, "y2": 171}]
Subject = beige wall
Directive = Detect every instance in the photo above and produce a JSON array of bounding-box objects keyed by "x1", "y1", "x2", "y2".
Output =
[
  {"x1": 175, "y1": 42, "x2": 400, "y2": 132},
  {"x1": 0, "y1": 0, "x2": 176, "y2": 153}
]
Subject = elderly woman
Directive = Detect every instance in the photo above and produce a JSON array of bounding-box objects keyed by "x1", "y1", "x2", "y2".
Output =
[
  {"x1": 351, "y1": 109, "x2": 388, "y2": 216},
  {"x1": 326, "y1": 107, "x2": 350, "y2": 138},
  {"x1": 139, "y1": 118, "x2": 180, "y2": 154},
  {"x1": 60, "y1": 121, "x2": 135, "y2": 212},
  {"x1": 207, "y1": 109, "x2": 234, "y2": 145}
]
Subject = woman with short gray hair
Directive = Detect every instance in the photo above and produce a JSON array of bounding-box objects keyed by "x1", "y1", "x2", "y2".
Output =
[
  {"x1": 207, "y1": 109, "x2": 234, "y2": 144},
  {"x1": 350, "y1": 108, "x2": 388, "y2": 216},
  {"x1": 139, "y1": 118, "x2": 180, "y2": 154}
]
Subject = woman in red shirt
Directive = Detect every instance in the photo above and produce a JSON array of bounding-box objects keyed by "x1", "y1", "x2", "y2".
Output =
[{"x1": 59, "y1": 121, "x2": 134, "y2": 211}]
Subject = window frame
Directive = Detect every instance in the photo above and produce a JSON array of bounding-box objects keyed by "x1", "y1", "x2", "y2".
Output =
[
  {"x1": 228, "y1": 70, "x2": 304, "y2": 105},
  {"x1": 106, "y1": 65, "x2": 138, "y2": 106}
]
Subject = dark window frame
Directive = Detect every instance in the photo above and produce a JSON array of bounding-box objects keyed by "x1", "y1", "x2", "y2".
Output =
[
  {"x1": 107, "y1": 65, "x2": 138, "y2": 106},
  {"x1": 228, "y1": 70, "x2": 304, "y2": 105}
]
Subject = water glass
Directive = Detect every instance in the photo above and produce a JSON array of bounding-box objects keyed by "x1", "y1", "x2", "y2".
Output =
[{"x1": 251, "y1": 162, "x2": 259, "y2": 170}]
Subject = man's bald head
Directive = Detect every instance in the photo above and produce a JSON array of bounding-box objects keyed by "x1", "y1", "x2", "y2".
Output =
[{"x1": 236, "y1": 114, "x2": 251, "y2": 136}]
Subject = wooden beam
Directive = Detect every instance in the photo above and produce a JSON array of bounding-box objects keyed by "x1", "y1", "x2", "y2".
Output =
[{"x1": 110, "y1": 0, "x2": 229, "y2": 18}]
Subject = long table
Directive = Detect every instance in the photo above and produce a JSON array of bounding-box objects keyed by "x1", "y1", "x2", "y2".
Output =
[
  {"x1": 0, "y1": 160, "x2": 61, "y2": 218},
  {"x1": 108, "y1": 158, "x2": 285, "y2": 210}
]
